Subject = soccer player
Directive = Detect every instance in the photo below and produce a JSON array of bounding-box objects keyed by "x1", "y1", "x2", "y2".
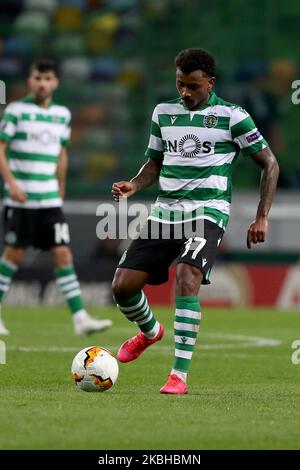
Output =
[
  {"x1": 0, "y1": 59, "x2": 112, "y2": 335},
  {"x1": 111, "y1": 48, "x2": 279, "y2": 394}
]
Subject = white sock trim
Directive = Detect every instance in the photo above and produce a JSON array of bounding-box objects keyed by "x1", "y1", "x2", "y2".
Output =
[
  {"x1": 171, "y1": 369, "x2": 187, "y2": 383},
  {"x1": 73, "y1": 309, "x2": 87, "y2": 320},
  {"x1": 56, "y1": 274, "x2": 77, "y2": 285},
  {"x1": 143, "y1": 321, "x2": 160, "y2": 339}
]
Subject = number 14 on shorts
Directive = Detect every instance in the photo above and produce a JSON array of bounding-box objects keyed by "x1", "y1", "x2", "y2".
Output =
[{"x1": 54, "y1": 223, "x2": 70, "y2": 244}]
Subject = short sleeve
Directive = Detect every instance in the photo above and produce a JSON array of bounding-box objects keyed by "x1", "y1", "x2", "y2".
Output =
[
  {"x1": 145, "y1": 106, "x2": 164, "y2": 161},
  {"x1": 230, "y1": 106, "x2": 268, "y2": 157},
  {"x1": 0, "y1": 102, "x2": 19, "y2": 143}
]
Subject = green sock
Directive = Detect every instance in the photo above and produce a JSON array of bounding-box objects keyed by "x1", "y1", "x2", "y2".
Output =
[
  {"x1": 172, "y1": 296, "x2": 201, "y2": 376},
  {"x1": 115, "y1": 291, "x2": 160, "y2": 339},
  {"x1": 0, "y1": 258, "x2": 18, "y2": 304},
  {"x1": 54, "y1": 264, "x2": 85, "y2": 315}
]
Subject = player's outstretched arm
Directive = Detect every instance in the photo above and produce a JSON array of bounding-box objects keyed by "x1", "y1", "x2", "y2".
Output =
[
  {"x1": 247, "y1": 147, "x2": 279, "y2": 249},
  {"x1": 112, "y1": 157, "x2": 162, "y2": 201},
  {"x1": 0, "y1": 140, "x2": 27, "y2": 202}
]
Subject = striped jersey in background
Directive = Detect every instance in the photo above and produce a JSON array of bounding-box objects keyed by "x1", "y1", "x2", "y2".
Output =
[{"x1": 0, "y1": 95, "x2": 71, "y2": 208}]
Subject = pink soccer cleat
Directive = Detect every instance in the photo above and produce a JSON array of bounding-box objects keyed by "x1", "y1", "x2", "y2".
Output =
[
  {"x1": 160, "y1": 374, "x2": 188, "y2": 395},
  {"x1": 117, "y1": 324, "x2": 164, "y2": 363}
]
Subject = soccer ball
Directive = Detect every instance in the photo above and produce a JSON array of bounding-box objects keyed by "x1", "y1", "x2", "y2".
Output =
[{"x1": 71, "y1": 346, "x2": 119, "y2": 392}]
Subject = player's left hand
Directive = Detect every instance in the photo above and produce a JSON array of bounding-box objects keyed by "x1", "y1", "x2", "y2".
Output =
[{"x1": 247, "y1": 216, "x2": 268, "y2": 249}]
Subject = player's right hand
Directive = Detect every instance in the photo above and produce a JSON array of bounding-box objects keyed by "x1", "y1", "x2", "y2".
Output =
[
  {"x1": 9, "y1": 181, "x2": 27, "y2": 203},
  {"x1": 246, "y1": 216, "x2": 268, "y2": 249},
  {"x1": 112, "y1": 181, "x2": 137, "y2": 201}
]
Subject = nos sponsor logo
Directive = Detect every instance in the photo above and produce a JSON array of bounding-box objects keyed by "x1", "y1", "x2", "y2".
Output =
[
  {"x1": 28, "y1": 130, "x2": 60, "y2": 145},
  {"x1": 165, "y1": 134, "x2": 212, "y2": 157}
]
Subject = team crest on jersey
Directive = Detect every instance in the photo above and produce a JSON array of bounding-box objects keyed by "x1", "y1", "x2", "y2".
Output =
[{"x1": 204, "y1": 114, "x2": 218, "y2": 128}]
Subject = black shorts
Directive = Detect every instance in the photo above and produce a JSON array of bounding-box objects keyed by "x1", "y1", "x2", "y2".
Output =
[
  {"x1": 118, "y1": 219, "x2": 224, "y2": 285},
  {"x1": 3, "y1": 206, "x2": 70, "y2": 250}
]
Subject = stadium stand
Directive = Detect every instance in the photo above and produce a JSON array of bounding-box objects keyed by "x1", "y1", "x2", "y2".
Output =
[{"x1": 0, "y1": 0, "x2": 299, "y2": 197}]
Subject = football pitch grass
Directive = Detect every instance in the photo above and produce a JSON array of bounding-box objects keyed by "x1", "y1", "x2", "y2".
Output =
[{"x1": 0, "y1": 306, "x2": 299, "y2": 450}]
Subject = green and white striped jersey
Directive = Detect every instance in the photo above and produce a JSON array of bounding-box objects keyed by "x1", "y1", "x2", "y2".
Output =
[
  {"x1": 145, "y1": 91, "x2": 268, "y2": 229},
  {"x1": 0, "y1": 95, "x2": 71, "y2": 208}
]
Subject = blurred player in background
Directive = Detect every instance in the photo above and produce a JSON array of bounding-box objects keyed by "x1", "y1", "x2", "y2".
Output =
[
  {"x1": 111, "y1": 48, "x2": 279, "y2": 394},
  {"x1": 0, "y1": 59, "x2": 112, "y2": 335}
]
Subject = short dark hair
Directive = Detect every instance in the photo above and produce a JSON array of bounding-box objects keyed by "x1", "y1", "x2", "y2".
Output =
[
  {"x1": 29, "y1": 59, "x2": 59, "y2": 77},
  {"x1": 175, "y1": 48, "x2": 216, "y2": 77}
]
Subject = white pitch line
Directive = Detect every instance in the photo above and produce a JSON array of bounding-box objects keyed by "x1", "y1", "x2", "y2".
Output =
[
  {"x1": 204, "y1": 333, "x2": 281, "y2": 348},
  {"x1": 5, "y1": 333, "x2": 281, "y2": 353}
]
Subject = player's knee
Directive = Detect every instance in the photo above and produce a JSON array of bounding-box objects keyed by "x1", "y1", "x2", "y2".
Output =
[
  {"x1": 112, "y1": 272, "x2": 132, "y2": 300},
  {"x1": 111, "y1": 278, "x2": 128, "y2": 300},
  {"x1": 176, "y1": 264, "x2": 203, "y2": 296},
  {"x1": 3, "y1": 246, "x2": 25, "y2": 266}
]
